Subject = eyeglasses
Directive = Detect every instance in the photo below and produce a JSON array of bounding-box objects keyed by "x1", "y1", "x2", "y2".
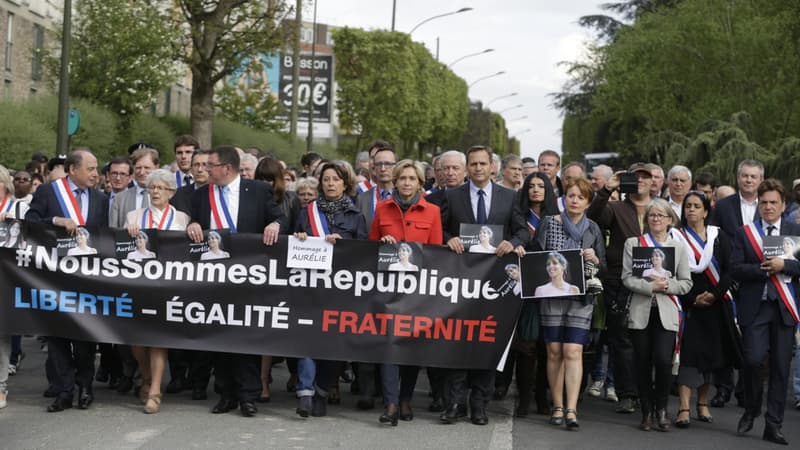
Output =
[
  {"x1": 13, "y1": 177, "x2": 31, "y2": 183},
  {"x1": 145, "y1": 186, "x2": 175, "y2": 193},
  {"x1": 374, "y1": 162, "x2": 396, "y2": 168},
  {"x1": 207, "y1": 162, "x2": 228, "y2": 169},
  {"x1": 647, "y1": 213, "x2": 670, "y2": 220}
]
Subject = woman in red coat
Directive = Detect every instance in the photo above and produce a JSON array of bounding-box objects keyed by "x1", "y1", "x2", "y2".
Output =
[{"x1": 369, "y1": 159, "x2": 443, "y2": 425}]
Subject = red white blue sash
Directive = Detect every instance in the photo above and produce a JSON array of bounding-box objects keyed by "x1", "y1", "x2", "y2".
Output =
[
  {"x1": 370, "y1": 188, "x2": 382, "y2": 216},
  {"x1": 557, "y1": 195, "x2": 566, "y2": 213},
  {"x1": 639, "y1": 233, "x2": 684, "y2": 369},
  {"x1": 357, "y1": 179, "x2": 373, "y2": 194},
  {"x1": 742, "y1": 222, "x2": 800, "y2": 323},
  {"x1": 52, "y1": 178, "x2": 86, "y2": 226},
  {"x1": 175, "y1": 171, "x2": 184, "y2": 188},
  {"x1": 680, "y1": 227, "x2": 733, "y2": 301},
  {"x1": 307, "y1": 201, "x2": 330, "y2": 237},
  {"x1": 141, "y1": 205, "x2": 175, "y2": 231},
  {"x1": 208, "y1": 184, "x2": 237, "y2": 233},
  {"x1": 0, "y1": 196, "x2": 15, "y2": 214},
  {"x1": 527, "y1": 210, "x2": 540, "y2": 236}
]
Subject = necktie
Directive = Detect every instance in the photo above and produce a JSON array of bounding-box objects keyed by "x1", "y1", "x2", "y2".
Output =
[
  {"x1": 767, "y1": 225, "x2": 776, "y2": 236},
  {"x1": 74, "y1": 189, "x2": 84, "y2": 210},
  {"x1": 380, "y1": 189, "x2": 390, "y2": 200},
  {"x1": 184, "y1": 174, "x2": 193, "y2": 186},
  {"x1": 477, "y1": 189, "x2": 487, "y2": 224},
  {"x1": 141, "y1": 189, "x2": 149, "y2": 208}
]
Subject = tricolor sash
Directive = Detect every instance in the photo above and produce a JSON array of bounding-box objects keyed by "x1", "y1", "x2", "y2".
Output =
[
  {"x1": 307, "y1": 201, "x2": 330, "y2": 237},
  {"x1": 0, "y1": 196, "x2": 15, "y2": 214},
  {"x1": 208, "y1": 184, "x2": 237, "y2": 233},
  {"x1": 175, "y1": 171, "x2": 185, "y2": 189},
  {"x1": 679, "y1": 226, "x2": 733, "y2": 302},
  {"x1": 527, "y1": 210, "x2": 540, "y2": 236},
  {"x1": 639, "y1": 233, "x2": 684, "y2": 373},
  {"x1": 742, "y1": 222, "x2": 800, "y2": 323},
  {"x1": 370, "y1": 188, "x2": 382, "y2": 216},
  {"x1": 52, "y1": 178, "x2": 86, "y2": 226},
  {"x1": 557, "y1": 195, "x2": 566, "y2": 213},
  {"x1": 357, "y1": 179, "x2": 373, "y2": 194},
  {"x1": 141, "y1": 205, "x2": 176, "y2": 231}
]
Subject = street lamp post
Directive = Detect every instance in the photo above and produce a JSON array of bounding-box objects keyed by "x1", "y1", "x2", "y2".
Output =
[
  {"x1": 499, "y1": 104, "x2": 524, "y2": 114},
  {"x1": 409, "y1": 7, "x2": 473, "y2": 34},
  {"x1": 447, "y1": 48, "x2": 494, "y2": 68},
  {"x1": 468, "y1": 70, "x2": 506, "y2": 88},
  {"x1": 486, "y1": 92, "x2": 518, "y2": 108},
  {"x1": 56, "y1": 0, "x2": 72, "y2": 155}
]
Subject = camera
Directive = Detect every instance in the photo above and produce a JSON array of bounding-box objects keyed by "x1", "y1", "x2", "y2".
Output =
[{"x1": 618, "y1": 172, "x2": 639, "y2": 194}]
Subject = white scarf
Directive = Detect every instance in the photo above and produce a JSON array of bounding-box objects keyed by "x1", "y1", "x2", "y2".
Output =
[{"x1": 669, "y1": 225, "x2": 719, "y2": 273}]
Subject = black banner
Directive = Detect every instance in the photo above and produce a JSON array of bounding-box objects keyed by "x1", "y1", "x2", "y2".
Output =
[{"x1": 0, "y1": 221, "x2": 522, "y2": 369}]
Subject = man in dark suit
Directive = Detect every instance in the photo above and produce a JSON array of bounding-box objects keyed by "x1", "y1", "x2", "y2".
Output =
[
  {"x1": 708, "y1": 159, "x2": 764, "y2": 407},
  {"x1": 26, "y1": 149, "x2": 108, "y2": 412},
  {"x1": 439, "y1": 145, "x2": 528, "y2": 426},
  {"x1": 731, "y1": 178, "x2": 800, "y2": 445},
  {"x1": 186, "y1": 145, "x2": 287, "y2": 418},
  {"x1": 425, "y1": 150, "x2": 466, "y2": 209}
]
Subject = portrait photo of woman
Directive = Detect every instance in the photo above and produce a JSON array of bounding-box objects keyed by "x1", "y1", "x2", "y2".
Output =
[
  {"x1": 200, "y1": 231, "x2": 230, "y2": 261},
  {"x1": 469, "y1": 225, "x2": 497, "y2": 254},
  {"x1": 642, "y1": 248, "x2": 672, "y2": 280},
  {"x1": 67, "y1": 227, "x2": 97, "y2": 256},
  {"x1": 387, "y1": 242, "x2": 419, "y2": 272},
  {"x1": 127, "y1": 231, "x2": 156, "y2": 260},
  {"x1": 534, "y1": 251, "x2": 581, "y2": 297},
  {"x1": 3, "y1": 221, "x2": 25, "y2": 249}
]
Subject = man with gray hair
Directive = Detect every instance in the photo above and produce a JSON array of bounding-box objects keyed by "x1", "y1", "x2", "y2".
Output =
[
  {"x1": 590, "y1": 164, "x2": 613, "y2": 192},
  {"x1": 666, "y1": 165, "x2": 692, "y2": 218},
  {"x1": 355, "y1": 151, "x2": 369, "y2": 172},
  {"x1": 499, "y1": 154, "x2": 523, "y2": 191},
  {"x1": 239, "y1": 153, "x2": 258, "y2": 180}
]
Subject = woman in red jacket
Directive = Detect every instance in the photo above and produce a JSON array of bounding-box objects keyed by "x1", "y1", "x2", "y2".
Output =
[{"x1": 369, "y1": 159, "x2": 443, "y2": 425}]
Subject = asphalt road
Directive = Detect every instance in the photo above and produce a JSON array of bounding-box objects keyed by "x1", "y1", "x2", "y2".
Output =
[{"x1": 1, "y1": 338, "x2": 798, "y2": 449}]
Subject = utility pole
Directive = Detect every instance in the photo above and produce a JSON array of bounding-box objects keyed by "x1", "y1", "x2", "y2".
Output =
[
  {"x1": 289, "y1": 0, "x2": 302, "y2": 139},
  {"x1": 305, "y1": 0, "x2": 317, "y2": 152},
  {"x1": 56, "y1": 0, "x2": 72, "y2": 155}
]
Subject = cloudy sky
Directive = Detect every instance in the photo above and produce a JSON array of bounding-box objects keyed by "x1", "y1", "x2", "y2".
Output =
[{"x1": 313, "y1": 0, "x2": 605, "y2": 160}]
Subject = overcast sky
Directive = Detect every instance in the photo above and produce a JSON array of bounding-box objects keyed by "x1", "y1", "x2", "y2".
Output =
[{"x1": 313, "y1": 0, "x2": 605, "y2": 160}]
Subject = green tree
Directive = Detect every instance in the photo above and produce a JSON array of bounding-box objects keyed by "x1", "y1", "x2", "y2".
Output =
[
  {"x1": 175, "y1": 0, "x2": 291, "y2": 147},
  {"x1": 47, "y1": 0, "x2": 180, "y2": 139}
]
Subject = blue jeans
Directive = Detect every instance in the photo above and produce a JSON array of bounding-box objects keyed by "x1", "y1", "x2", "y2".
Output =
[
  {"x1": 590, "y1": 337, "x2": 615, "y2": 388},
  {"x1": 296, "y1": 358, "x2": 337, "y2": 398}
]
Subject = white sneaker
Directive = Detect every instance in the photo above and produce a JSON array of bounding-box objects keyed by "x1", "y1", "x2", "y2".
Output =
[
  {"x1": 605, "y1": 387, "x2": 619, "y2": 402},
  {"x1": 586, "y1": 380, "x2": 603, "y2": 398},
  {"x1": 8, "y1": 364, "x2": 16, "y2": 376},
  {"x1": 0, "y1": 390, "x2": 7, "y2": 409}
]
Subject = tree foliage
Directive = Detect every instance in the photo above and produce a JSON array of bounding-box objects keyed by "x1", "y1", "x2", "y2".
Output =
[
  {"x1": 47, "y1": 0, "x2": 180, "y2": 135},
  {"x1": 333, "y1": 27, "x2": 468, "y2": 157}
]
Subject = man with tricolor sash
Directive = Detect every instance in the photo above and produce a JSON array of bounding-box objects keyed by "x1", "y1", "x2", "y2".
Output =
[
  {"x1": 25, "y1": 149, "x2": 108, "y2": 413},
  {"x1": 731, "y1": 178, "x2": 800, "y2": 445}
]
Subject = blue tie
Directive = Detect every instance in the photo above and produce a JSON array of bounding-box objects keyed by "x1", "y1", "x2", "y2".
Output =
[
  {"x1": 477, "y1": 189, "x2": 487, "y2": 224},
  {"x1": 380, "y1": 189, "x2": 390, "y2": 200}
]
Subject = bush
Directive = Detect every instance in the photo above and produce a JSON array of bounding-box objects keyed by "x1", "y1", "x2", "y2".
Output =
[
  {"x1": 0, "y1": 100, "x2": 56, "y2": 170},
  {"x1": 130, "y1": 114, "x2": 176, "y2": 164}
]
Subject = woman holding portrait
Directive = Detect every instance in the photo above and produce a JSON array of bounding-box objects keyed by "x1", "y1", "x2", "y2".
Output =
[
  {"x1": 369, "y1": 159, "x2": 443, "y2": 425},
  {"x1": 124, "y1": 169, "x2": 190, "y2": 414},
  {"x1": 530, "y1": 178, "x2": 606, "y2": 430},
  {"x1": 622, "y1": 198, "x2": 692, "y2": 432}
]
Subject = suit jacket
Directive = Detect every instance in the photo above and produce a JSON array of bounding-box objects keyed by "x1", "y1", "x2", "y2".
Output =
[
  {"x1": 170, "y1": 183, "x2": 197, "y2": 216},
  {"x1": 110, "y1": 185, "x2": 148, "y2": 228},
  {"x1": 440, "y1": 182, "x2": 528, "y2": 248},
  {"x1": 356, "y1": 186, "x2": 390, "y2": 229},
  {"x1": 190, "y1": 178, "x2": 288, "y2": 234},
  {"x1": 730, "y1": 221, "x2": 800, "y2": 327},
  {"x1": 424, "y1": 188, "x2": 447, "y2": 208},
  {"x1": 26, "y1": 179, "x2": 108, "y2": 227},
  {"x1": 710, "y1": 193, "x2": 759, "y2": 241}
]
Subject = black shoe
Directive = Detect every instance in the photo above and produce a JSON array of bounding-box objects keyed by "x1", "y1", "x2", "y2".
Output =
[
  {"x1": 616, "y1": 397, "x2": 635, "y2": 414},
  {"x1": 696, "y1": 403, "x2": 713, "y2": 423},
  {"x1": 440, "y1": 404, "x2": 466, "y2": 424},
  {"x1": 43, "y1": 386, "x2": 59, "y2": 398},
  {"x1": 655, "y1": 409, "x2": 669, "y2": 432},
  {"x1": 640, "y1": 412, "x2": 653, "y2": 432},
  {"x1": 240, "y1": 401, "x2": 257, "y2": 417},
  {"x1": 47, "y1": 396, "x2": 73, "y2": 413},
  {"x1": 296, "y1": 395, "x2": 312, "y2": 418},
  {"x1": 763, "y1": 425, "x2": 789, "y2": 445},
  {"x1": 675, "y1": 409, "x2": 691, "y2": 428},
  {"x1": 565, "y1": 408, "x2": 579, "y2": 430},
  {"x1": 356, "y1": 398, "x2": 375, "y2": 410},
  {"x1": 428, "y1": 397, "x2": 445, "y2": 413},
  {"x1": 95, "y1": 367, "x2": 110, "y2": 383},
  {"x1": 399, "y1": 401, "x2": 413, "y2": 421},
  {"x1": 116, "y1": 376, "x2": 134, "y2": 394},
  {"x1": 737, "y1": 413, "x2": 754, "y2": 435},
  {"x1": 191, "y1": 387, "x2": 207, "y2": 401},
  {"x1": 710, "y1": 390, "x2": 730, "y2": 408},
  {"x1": 493, "y1": 386, "x2": 508, "y2": 401},
  {"x1": 311, "y1": 394, "x2": 327, "y2": 417},
  {"x1": 165, "y1": 377, "x2": 187, "y2": 394},
  {"x1": 379, "y1": 404, "x2": 399, "y2": 426},
  {"x1": 549, "y1": 407, "x2": 565, "y2": 426},
  {"x1": 77, "y1": 388, "x2": 94, "y2": 410},
  {"x1": 211, "y1": 398, "x2": 238, "y2": 414},
  {"x1": 471, "y1": 407, "x2": 489, "y2": 426}
]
